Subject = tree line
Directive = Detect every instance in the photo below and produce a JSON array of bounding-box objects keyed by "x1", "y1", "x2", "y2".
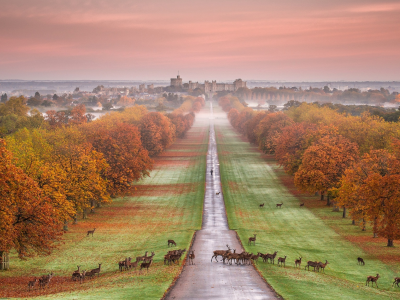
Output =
[
  {"x1": 221, "y1": 96, "x2": 400, "y2": 247},
  {"x1": 0, "y1": 96, "x2": 205, "y2": 259}
]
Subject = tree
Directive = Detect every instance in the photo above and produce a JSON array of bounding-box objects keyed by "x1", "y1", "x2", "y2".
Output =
[
  {"x1": 268, "y1": 105, "x2": 278, "y2": 112},
  {"x1": 34, "y1": 91, "x2": 41, "y2": 99},
  {"x1": 0, "y1": 139, "x2": 63, "y2": 259},
  {"x1": 1, "y1": 93, "x2": 7, "y2": 103},
  {"x1": 243, "y1": 111, "x2": 268, "y2": 144},
  {"x1": 117, "y1": 96, "x2": 135, "y2": 107},
  {"x1": 337, "y1": 148, "x2": 400, "y2": 246},
  {"x1": 27, "y1": 97, "x2": 42, "y2": 106},
  {"x1": 102, "y1": 102, "x2": 113, "y2": 111},
  {"x1": 294, "y1": 135, "x2": 359, "y2": 206},
  {"x1": 139, "y1": 112, "x2": 175, "y2": 156},
  {"x1": 0, "y1": 96, "x2": 30, "y2": 117}
]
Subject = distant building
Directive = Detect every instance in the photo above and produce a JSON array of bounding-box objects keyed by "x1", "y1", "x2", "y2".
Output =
[
  {"x1": 170, "y1": 75, "x2": 183, "y2": 87},
  {"x1": 171, "y1": 75, "x2": 246, "y2": 92}
]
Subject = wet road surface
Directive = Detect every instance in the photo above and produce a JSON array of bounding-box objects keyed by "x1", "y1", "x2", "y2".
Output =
[{"x1": 165, "y1": 102, "x2": 278, "y2": 300}]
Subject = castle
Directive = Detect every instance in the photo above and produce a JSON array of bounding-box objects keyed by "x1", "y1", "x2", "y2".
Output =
[{"x1": 170, "y1": 75, "x2": 246, "y2": 92}]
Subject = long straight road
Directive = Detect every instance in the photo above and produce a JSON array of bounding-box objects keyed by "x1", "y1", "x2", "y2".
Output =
[{"x1": 165, "y1": 102, "x2": 278, "y2": 300}]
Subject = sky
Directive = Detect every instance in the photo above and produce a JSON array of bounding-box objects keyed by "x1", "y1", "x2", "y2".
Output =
[{"x1": 0, "y1": 0, "x2": 399, "y2": 81}]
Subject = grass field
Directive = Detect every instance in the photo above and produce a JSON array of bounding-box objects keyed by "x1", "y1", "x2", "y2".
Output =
[
  {"x1": 214, "y1": 111, "x2": 400, "y2": 300},
  {"x1": 0, "y1": 115, "x2": 208, "y2": 300}
]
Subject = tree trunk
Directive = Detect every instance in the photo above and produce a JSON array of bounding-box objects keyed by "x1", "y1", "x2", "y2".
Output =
[
  {"x1": 352, "y1": 219, "x2": 355, "y2": 225},
  {"x1": 362, "y1": 219, "x2": 366, "y2": 231},
  {"x1": 83, "y1": 209, "x2": 87, "y2": 219},
  {"x1": 63, "y1": 220, "x2": 69, "y2": 231},
  {"x1": 373, "y1": 233, "x2": 378, "y2": 238},
  {"x1": 387, "y1": 239, "x2": 394, "y2": 247},
  {"x1": 342, "y1": 207, "x2": 346, "y2": 218},
  {"x1": 90, "y1": 200, "x2": 95, "y2": 213},
  {"x1": 73, "y1": 215, "x2": 77, "y2": 224},
  {"x1": 96, "y1": 202, "x2": 102, "y2": 208},
  {"x1": 320, "y1": 191, "x2": 325, "y2": 201},
  {"x1": 326, "y1": 194, "x2": 331, "y2": 206}
]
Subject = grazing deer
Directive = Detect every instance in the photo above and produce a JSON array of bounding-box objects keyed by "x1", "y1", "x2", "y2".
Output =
[
  {"x1": 366, "y1": 274, "x2": 380, "y2": 288},
  {"x1": 211, "y1": 244, "x2": 231, "y2": 262},
  {"x1": 216, "y1": 192, "x2": 220, "y2": 195},
  {"x1": 357, "y1": 257, "x2": 365, "y2": 265},
  {"x1": 259, "y1": 203, "x2": 265, "y2": 208},
  {"x1": 299, "y1": 203, "x2": 304, "y2": 207},
  {"x1": 305, "y1": 261, "x2": 319, "y2": 271},
  {"x1": 265, "y1": 251, "x2": 278, "y2": 264},
  {"x1": 28, "y1": 278, "x2": 38, "y2": 291},
  {"x1": 90, "y1": 263, "x2": 102, "y2": 277},
  {"x1": 140, "y1": 259, "x2": 153, "y2": 273},
  {"x1": 188, "y1": 250, "x2": 195, "y2": 265},
  {"x1": 248, "y1": 234, "x2": 257, "y2": 246},
  {"x1": 277, "y1": 256, "x2": 287, "y2": 267},
  {"x1": 317, "y1": 260, "x2": 329, "y2": 272},
  {"x1": 276, "y1": 202, "x2": 283, "y2": 208},
  {"x1": 87, "y1": 228, "x2": 96, "y2": 237},
  {"x1": 294, "y1": 257, "x2": 302, "y2": 268},
  {"x1": 392, "y1": 277, "x2": 400, "y2": 287},
  {"x1": 168, "y1": 239, "x2": 177, "y2": 247}
]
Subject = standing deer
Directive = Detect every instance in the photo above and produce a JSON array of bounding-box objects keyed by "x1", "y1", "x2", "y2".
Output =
[
  {"x1": 317, "y1": 260, "x2": 329, "y2": 272},
  {"x1": 216, "y1": 192, "x2": 220, "y2": 195},
  {"x1": 168, "y1": 239, "x2": 177, "y2": 247},
  {"x1": 276, "y1": 202, "x2": 283, "y2": 208},
  {"x1": 39, "y1": 272, "x2": 53, "y2": 289},
  {"x1": 248, "y1": 234, "x2": 257, "y2": 246},
  {"x1": 392, "y1": 277, "x2": 400, "y2": 287},
  {"x1": 265, "y1": 251, "x2": 278, "y2": 264},
  {"x1": 366, "y1": 274, "x2": 380, "y2": 288},
  {"x1": 90, "y1": 263, "x2": 102, "y2": 277},
  {"x1": 140, "y1": 259, "x2": 153, "y2": 273},
  {"x1": 136, "y1": 251, "x2": 148, "y2": 262},
  {"x1": 305, "y1": 261, "x2": 319, "y2": 271},
  {"x1": 144, "y1": 252, "x2": 155, "y2": 263},
  {"x1": 277, "y1": 256, "x2": 287, "y2": 267},
  {"x1": 294, "y1": 257, "x2": 302, "y2": 268},
  {"x1": 259, "y1": 203, "x2": 265, "y2": 208},
  {"x1": 79, "y1": 270, "x2": 86, "y2": 284},
  {"x1": 357, "y1": 257, "x2": 365, "y2": 265},
  {"x1": 211, "y1": 245, "x2": 231, "y2": 262},
  {"x1": 188, "y1": 250, "x2": 195, "y2": 265},
  {"x1": 72, "y1": 265, "x2": 81, "y2": 280},
  {"x1": 299, "y1": 203, "x2": 304, "y2": 207},
  {"x1": 28, "y1": 278, "x2": 38, "y2": 291},
  {"x1": 87, "y1": 228, "x2": 96, "y2": 237}
]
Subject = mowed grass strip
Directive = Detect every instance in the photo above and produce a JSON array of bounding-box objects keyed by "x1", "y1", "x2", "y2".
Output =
[
  {"x1": 214, "y1": 115, "x2": 400, "y2": 300},
  {"x1": 0, "y1": 118, "x2": 208, "y2": 300}
]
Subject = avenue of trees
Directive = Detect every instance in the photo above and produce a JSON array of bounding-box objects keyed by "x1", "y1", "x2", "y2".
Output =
[
  {"x1": 0, "y1": 96, "x2": 204, "y2": 259},
  {"x1": 222, "y1": 96, "x2": 400, "y2": 247}
]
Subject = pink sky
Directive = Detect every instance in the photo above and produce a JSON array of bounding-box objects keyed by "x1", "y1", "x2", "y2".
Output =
[{"x1": 0, "y1": 0, "x2": 399, "y2": 81}]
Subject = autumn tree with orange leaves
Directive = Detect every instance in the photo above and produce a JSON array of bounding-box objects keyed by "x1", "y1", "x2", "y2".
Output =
[
  {"x1": 337, "y1": 146, "x2": 400, "y2": 246},
  {"x1": 0, "y1": 139, "x2": 63, "y2": 259},
  {"x1": 139, "y1": 112, "x2": 176, "y2": 156},
  {"x1": 294, "y1": 135, "x2": 359, "y2": 206}
]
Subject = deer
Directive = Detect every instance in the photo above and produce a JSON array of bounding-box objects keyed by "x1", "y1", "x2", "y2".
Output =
[
  {"x1": 188, "y1": 250, "x2": 195, "y2": 265},
  {"x1": 305, "y1": 261, "x2": 319, "y2": 272},
  {"x1": 144, "y1": 252, "x2": 155, "y2": 263},
  {"x1": 79, "y1": 270, "x2": 86, "y2": 284},
  {"x1": 140, "y1": 259, "x2": 153, "y2": 273},
  {"x1": 248, "y1": 234, "x2": 257, "y2": 246},
  {"x1": 216, "y1": 192, "x2": 220, "y2": 195},
  {"x1": 118, "y1": 259, "x2": 127, "y2": 271},
  {"x1": 299, "y1": 203, "x2": 304, "y2": 207},
  {"x1": 90, "y1": 263, "x2": 102, "y2": 277},
  {"x1": 357, "y1": 257, "x2": 365, "y2": 265},
  {"x1": 87, "y1": 228, "x2": 96, "y2": 237},
  {"x1": 277, "y1": 256, "x2": 287, "y2": 267},
  {"x1": 28, "y1": 278, "x2": 38, "y2": 291},
  {"x1": 251, "y1": 253, "x2": 261, "y2": 264},
  {"x1": 84, "y1": 270, "x2": 95, "y2": 280},
  {"x1": 276, "y1": 202, "x2": 283, "y2": 208},
  {"x1": 123, "y1": 257, "x2": 132, "y2": 271},
  {"x1": 211, "y1": 244, "x2": 231, "y2": 262},
  {"x1": 392, "y1": 277, "x2": 400, "y2": 287},
  {"x1": 265, "y1": 251, "x2": 278, "y2": 264},
  {"x1": 366, "y1": 274, "x2": 380, "y2": 288},
  {"x1": 294, "y1": 257, "x2": 302, "y2": 268},
  {"x1": 168, "y1": 239, "x2": 177, "y2": 247},
  {"x1": 71, "y1": 265, "x2": 81, "y2": 281},
  {"x1": 259, "y1": 203, "x2": 265, "y2": 208},
  {"x1": 136, "y1": 251, "x2": 148, "y2": 262},
  {"x1": 39, "y1": 272, "x2": 53, "y2": 289},
  {"x1": 317, "y1": 260, "x2": 329, "y2": 272}
]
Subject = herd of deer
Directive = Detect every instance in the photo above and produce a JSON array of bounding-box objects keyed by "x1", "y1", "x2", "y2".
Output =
[{"x1": 118, "y1": 251, "x2": 155, "y2": 273}]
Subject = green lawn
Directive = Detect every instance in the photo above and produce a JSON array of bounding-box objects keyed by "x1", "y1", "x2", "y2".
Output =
[
  {"x1": 0, "y1": 120, "x2": 208, "y2": 300},
  {"x1": 214, "y1": 114, "x2": 400, "y2": 300}
]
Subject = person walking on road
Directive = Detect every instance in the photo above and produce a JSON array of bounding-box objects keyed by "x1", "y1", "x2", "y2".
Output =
[{"x1": 210, "y1": 169, "x2": 213, "y2": 176}]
